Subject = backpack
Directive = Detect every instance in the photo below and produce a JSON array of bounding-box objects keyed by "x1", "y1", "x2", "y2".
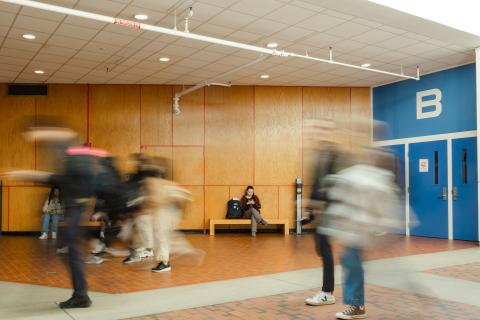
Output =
[{"x1": 226, "y1": 199, "x2": 243, "y2": 219}]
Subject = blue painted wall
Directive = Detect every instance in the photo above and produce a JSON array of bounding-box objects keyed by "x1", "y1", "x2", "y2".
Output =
[{"x1": 373, "y1": 64, "x2": 476, "y2": 141}]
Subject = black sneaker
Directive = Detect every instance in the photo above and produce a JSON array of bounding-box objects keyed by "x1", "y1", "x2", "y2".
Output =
[
  {"x1": 152, "y1": 262, "x2": 171, "y2": 273},
  {"x1": 59, "y1": 296, "x2": 92, "y2": 309}
]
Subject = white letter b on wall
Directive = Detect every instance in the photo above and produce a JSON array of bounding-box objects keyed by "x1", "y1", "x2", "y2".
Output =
[{"x1": 416, "y1": 88, "x2": 442, "y2": 119}]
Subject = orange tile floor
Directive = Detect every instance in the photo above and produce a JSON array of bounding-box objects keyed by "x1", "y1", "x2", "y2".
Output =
[
  {"x1": 0, "y1": 233, "x2": 476, "y2": 294},
  {"x1": 127, "y1": 284, "x2": 480, "y2": 320}
]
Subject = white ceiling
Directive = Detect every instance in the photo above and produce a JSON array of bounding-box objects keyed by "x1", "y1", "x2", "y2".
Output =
[{"x1": 0, "y1": 0, "x2": 478, "y2": 86}]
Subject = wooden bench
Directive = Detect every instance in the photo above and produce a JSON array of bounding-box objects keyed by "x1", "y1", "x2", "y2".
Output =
[
  {"x1": 209, "y1": 218, "x2": 289, "y2": 236},
  {"x1": 59, "y1": 220, "x2": 102, "y2": 228}
]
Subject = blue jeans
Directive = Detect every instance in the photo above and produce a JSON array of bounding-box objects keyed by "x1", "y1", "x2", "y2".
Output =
[
  {"x1": 341, "y1": 247, "x2": 364, "y2": 306},
  {"x1": 41, "y1": 213, "x2": 63, "y2": 233}
]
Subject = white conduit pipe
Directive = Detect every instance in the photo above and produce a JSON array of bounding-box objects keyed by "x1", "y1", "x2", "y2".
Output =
[
  {"x1": 173, "y1": 55, "x2": 268, "y2": 114},
  {"x1": 0, "y1": 0, "x2": 420, "y2": 81}
]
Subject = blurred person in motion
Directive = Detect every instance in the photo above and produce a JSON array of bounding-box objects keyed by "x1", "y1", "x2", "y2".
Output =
[
  {"x1": 317, "y1": 119, "x2": 401, "y2": 319},
  {"x1": 121, "y1": 153, "x2": 155, "y2": 264},
  {"x1": 240, "y1": 186, "x2": 268, "y2": 237},
  {"x1": 3, "y1": 118, "x2": 103, "y2": 309},
  {"x1": 39, "y1": 186, "x2": 63, "y2": 240},
  {"x1": 138, "y1": 156, "x2": 200, "y2": 273},
  {"x1": 302, "y1": 119, "x2": 349, "y2": 307}
]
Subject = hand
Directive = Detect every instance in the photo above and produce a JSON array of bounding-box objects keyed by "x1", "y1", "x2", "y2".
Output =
[{"x1": 247, "y1": 200, "x2": 255, "y2": 205}]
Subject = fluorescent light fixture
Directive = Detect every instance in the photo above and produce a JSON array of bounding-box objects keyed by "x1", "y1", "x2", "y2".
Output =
[
  {"x1": 34, "y1": 70, "x2": 45, "y2": 74},
  {"x1": 159, "y1": 57, "x2": 170, "y2": 62},
  {"x1": 361, "y1": 63, "x2": 371, "y2": 68},
  {"x1": 134, "y1": 14, "x2": 148, "y2": 20},
  {"x1": 266, "y1": 42, "x2": 278, "y2": 48},
  {"x1": 260, "y1": 74, "x2": 270, "y2": 79},
  {"x1": 22, "y1": 33, "x2": 36, "y2": 40},
  {"x1": 369, "y1": 0, "x2": 480, "y2": 36}
]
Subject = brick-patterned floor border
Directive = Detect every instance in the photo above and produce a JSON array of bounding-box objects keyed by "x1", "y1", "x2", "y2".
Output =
[
  {"x1": 426, "y1": 263, "x2": 480, "y2": 283},
  {"x1": 127, "y1": 284, "x2": 480, "y2": 320}
]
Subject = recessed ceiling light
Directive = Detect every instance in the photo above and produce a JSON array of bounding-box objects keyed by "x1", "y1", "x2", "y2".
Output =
[
  {"x1": 266, "y1": 42, "x2": 278, "y2": 48},
  {"x1": 159, "y1": 57, "x2": 170, "y2": 62},
  {"x1": 22, "y1": 34, "x2": 36, "y2": 40},
  {"x1": 134, "y1": 14, "x2": 148, "y2": 20},
  {"x1": 361, "y1": 63, "x2": 371, "y2": 68},
  {"x1": 34, "y1": 70, "x2": 45, "y2": 75},
  {"x1": 260, "y1": 74, "x2": 270, "y2": 79}
]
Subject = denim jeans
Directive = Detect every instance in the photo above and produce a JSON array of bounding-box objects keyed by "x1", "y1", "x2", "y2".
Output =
[
  {"x1": 41, "y1": 213, "x2": 63, "y2": 233},
  {"x1": 341, "y1": 247, "x2": 364, "y2": 306}
]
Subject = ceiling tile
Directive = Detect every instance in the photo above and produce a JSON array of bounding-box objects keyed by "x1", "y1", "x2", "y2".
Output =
[
  {"x1": 54, "y1": 23, "x2": 99, "y2": 41},
  {"x1": 230, "y1": 0, "x2": 285, "y2": 17},
  {"x1": 351, "y1": 18, "x2": 382, "y2": 28},
  {"x1": 20, "y1": 6, "x2": 66, "y2": 22},
  {"x1": 228, "y1": 30, "x2": 264, "y2": 43},
  {"x1": 296, "y1": 12, "x2": 344, "y2": 32},
  {"x1": 194, "y1": 23, "x2": 236, "y2": 38},
  {"x1": 13, "y1": 15, "x2": 60, "y2": 33},
  {"x1": 47, "y1": 35, "x2": 88, "y2": 50},
  {"x1": 83, "y1": 41, "x2": 122, "y2": 55},
  {"x1": 0, "y1": 11, "x2": 16, "y2": 27},
  {"x1": 208, "y1": 10, "x2": 258, "y2": 30},
  {"x1": 93, "y1": 31, "x2": 136, "y2": 46},
  {"x1": 128, "y1": 0, "x2": 179, "y2": 12},
  {"x1": 398, "y1": 42, "x2": 439, "y2": 55},
  {"x1": 322, "y1": 9, "x2": 354, "y2": 21},
  {"x1": 76, "y1": 0, "x2": 127, "y2": 15},
  {"x1": 378, "y1": 25, "x2": 407, "y2": 35},
  {"x1": 330, "y1": 39, "x2": 366, "y2": 53},
  {"x1": 3, "y1": 38, "x2": 43, "y2": 52},
  {"x1": 289, "y1": 1, "x2": 325, "y2": 13},
  {"x1": 73, "y1": 49, "x2": 112, "y2": 62},
  {"x1": 243, "y1": 19, "x2": 288, "y2": 36},
  {"x1": 376, "y1": 36, "x2": 418, "y2": 50},
  {"x1": 0, "y1": 47, "x2": 36, "y2": 59},
  {"x1": 272, "y1": 26, "x2": 314, "y2": 43},
  {"x1": 325, "y1": 21, "x2": 371, "y2": 38},
  {"x1": 63, "y1": 15, "x2": 108, "y2": 30},
  {"x1": 352, "y1": 45, "x2": 388, "y2": 58},
  {"x1": 403, "y1": 32, "x2": 430, "y2": 41},
  {"x1": 352, "y1": 29, "x2": 395, "y2": 45},
  {"x1": 265, "y1": 5, "x2": 316, "y2": 25},
  {"x1": 371, "y1": 50, "x2": 409, "y2": 63},
  {"x1": 0, "y1": 2, "x2": 20, "y2": 14}
]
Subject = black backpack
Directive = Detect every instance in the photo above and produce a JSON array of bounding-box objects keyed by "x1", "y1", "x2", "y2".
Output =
[{"x1": 226, "y1": 199, "x2": 243, "y2": 219}]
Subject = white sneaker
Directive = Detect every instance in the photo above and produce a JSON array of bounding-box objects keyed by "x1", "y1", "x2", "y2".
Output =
[
  {"x1": 84, "y1": 255, "x2": 104, "y2": 264},
  {"x1": 39, "y1": 232, "x2": 48, "y2": 240},
  {"x1": 52, "y1": 232, "x2": 57, "y2": 239},
  {"x1": 139, "y1": 249, "x2": 154, "y2": 258},
  {"x1": 56, "y1": 246, "x2": 69, "y2": 254},
  {"x1": 305, "y1": 291, "x2": 336, "y2": 306},
  {"x1": 91, "y1": 242, "x2": 106, "y2": 254}
]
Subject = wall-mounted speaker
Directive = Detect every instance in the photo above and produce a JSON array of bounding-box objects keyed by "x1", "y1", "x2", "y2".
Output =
[{"x1": 7, "y1": 84, "x2": 48, "y2": 96}]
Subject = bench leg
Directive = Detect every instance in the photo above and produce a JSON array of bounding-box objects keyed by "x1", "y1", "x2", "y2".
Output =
[
  {"x1": 210, "y1": 221, "x2": 215, "y2": 236},
  {"x1": 284, "y1": 223, "x2": 289, "y2": 236}
]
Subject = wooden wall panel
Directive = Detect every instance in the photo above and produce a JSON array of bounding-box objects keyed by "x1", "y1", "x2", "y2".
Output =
[
  {"x1": 204, "y1": 186, "x2": 229, "y2": 226},
  {"x1": 302, "y1": 87, "x2": 352, "y2": 185},
  {"x1": 173, "y1": 147, "x2": 204, "y2": 185},
  {"x1": 178, "y1": 186, "x2": 204, "y2": 230},
  {"x1": 279, "y1": 186, "x2": 296, "y2": 228},
  {"x1": 35, "y1": 84, "x2": 88, "y2": 172},
  {"x1": 229, "y1": 186, "x2": 247, "y2": 200},
  {"x1": 90, "y1": 85, "x2": 140, "y2": 172},
  {"x1": 2, "y1": 186, "x2": 8, "y2": 231},
  {"x1": 140, "y1": 85, "x2": 172, "y2": 146},
  {"x1": 255, "y1": 87, "x2": 302, "y2": 185},
  {"x1": 205, "y1": 86, "x2": 254, "y2": 186},
  {"x1": 0, "y1": 85, "x2": 35, "y2": 174},
  {"x1": 173, "y1": 86, "x2": 204, "y2": 146},
  {"x1": 253, "y1": 186, "x2": 278, "y2": 220},
  {"x1": 351, "y1": 87, "x2": 372, "y2": 144},
  {"x1": 9, "y1": 187, "x2": 49, "y2": 231}
]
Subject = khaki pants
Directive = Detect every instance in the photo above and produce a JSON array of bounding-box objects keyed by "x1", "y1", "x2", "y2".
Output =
[
  {"x1": 243, "y1": 208, "x2": 264, "y2": 233},
  {"x1": 153, "y1": 205, "x2": 195, "y2": 263}
]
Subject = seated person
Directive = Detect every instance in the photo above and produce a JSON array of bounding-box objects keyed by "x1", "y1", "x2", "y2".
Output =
[
  {"x1": 39, "y1": 187, "x2": 63, "y2": 240},
  {"x1": 240, "y1": 186, "x2": 268, "y2": 237}
]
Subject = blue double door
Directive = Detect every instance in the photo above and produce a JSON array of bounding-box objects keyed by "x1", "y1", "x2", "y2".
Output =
[{"x1": 409, "y1": 138, "x2": 478, "y2": 241}]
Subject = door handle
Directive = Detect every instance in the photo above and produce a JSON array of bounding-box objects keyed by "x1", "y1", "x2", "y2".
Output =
[
  {"x1": 452, "y1": 187, "x2": 458, "y2": 201},
  {"x1": 440, "y1": 187, "x2": 447, "y2": 200}
]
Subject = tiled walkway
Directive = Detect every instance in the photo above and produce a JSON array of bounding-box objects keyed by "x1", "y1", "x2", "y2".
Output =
[{"x1": 0, "y1": 234, "x2": 478, "y2": 319}]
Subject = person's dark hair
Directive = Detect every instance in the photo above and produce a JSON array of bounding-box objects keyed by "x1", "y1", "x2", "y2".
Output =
[
  {"x1": 48, "y1": 187, "x2": 60, "y2": 204},
  {"x1": 245, "y1": 185, "x2": 254, "y2": 194}
]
